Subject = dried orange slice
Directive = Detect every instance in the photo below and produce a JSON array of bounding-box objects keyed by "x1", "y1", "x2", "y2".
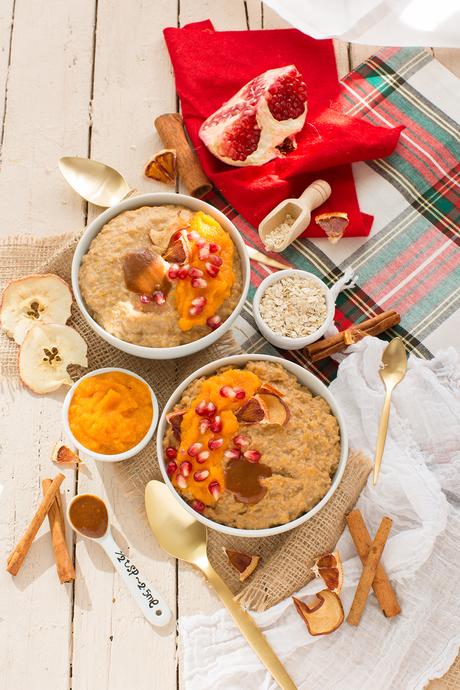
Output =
[
  {"x1": 311, "y1": 551, "x2": 343, "y2": 594},
  {"x1": 145, "y1": 149, "x2": 176, "y2": 184},
  {"x1": 315, "y1": 212, "x2": 349, "y2": 244}
]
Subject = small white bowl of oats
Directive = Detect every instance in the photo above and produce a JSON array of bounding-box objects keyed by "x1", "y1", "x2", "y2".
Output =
[{"x1": 253, "y1": 270, "x2": 335, "y2": 350}]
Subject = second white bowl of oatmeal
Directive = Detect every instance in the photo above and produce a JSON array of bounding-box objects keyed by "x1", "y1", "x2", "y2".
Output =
[{"x1": 252, "y1": 269, "x2": 335, "y2": 350}]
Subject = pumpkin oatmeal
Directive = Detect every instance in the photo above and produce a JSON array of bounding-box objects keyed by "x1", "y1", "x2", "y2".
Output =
[
  {"x1": 79, "y1": 205, "x2": 242, "y2": 347},
  {"x1": 163, "y1": 361, "x2": 340, "y2": 530}
]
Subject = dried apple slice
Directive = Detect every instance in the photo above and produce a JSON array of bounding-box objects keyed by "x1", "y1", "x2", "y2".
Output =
[
  {"x1": 315, "y1": 212, "x2": 349, "y2": 244},
  {"x1": 166, "y1": 408, "x2": 187, "y2": 441},
  {"x1": 123, "y1": 249, "x2": 169, "y2": 295},
  {"x1": 235, "y1": 396, "x2": 268, "y2": 424},
  {"x1": 258, "y1": 382, "x2": 285, "y2": 397},
  {"x1": 52, "y1": 443, "x2": 81, "y2": 467},
  {"x1": 293, "y1": 590, "x2": 344, "y2": 636},
  {"x1": 1, "y1": 273, "x2": 72, "y2": 344},
  {"x1": 19, "y1": 323, "x2": 88, "y2": 394},
  {"x1": 224, "y1": 548, "x2": 260, "y2": 581},
  {"x1": 311, "y1": 551, "x2": 343, "y2": 594},
  {"x1": 145, "y1": 149, "x2": 177, "y2": 185},
  {"x1": 236, "y1": 392, "x2": 290, "y2": 426}
]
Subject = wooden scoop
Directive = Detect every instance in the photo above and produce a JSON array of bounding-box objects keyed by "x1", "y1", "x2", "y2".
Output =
[{"x1": 258, "y1": 180, "x2": 331, "y2": 253}]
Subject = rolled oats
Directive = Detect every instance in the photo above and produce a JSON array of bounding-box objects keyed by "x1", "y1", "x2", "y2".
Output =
[{"x1": 259, "y1": 275, "x2": 327, "y2": 338}]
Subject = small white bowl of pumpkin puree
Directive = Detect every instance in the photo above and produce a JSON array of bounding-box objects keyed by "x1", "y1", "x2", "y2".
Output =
[{"x1": 62, "y1": 367, "x2": 158, "y2": 462}]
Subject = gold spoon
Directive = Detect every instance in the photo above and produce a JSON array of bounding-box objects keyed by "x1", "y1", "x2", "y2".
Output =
[
  {"x1": 59, "y1": 156, "x2": 289, "y2": 271},
  {"x1": 373, "y1": 337, "x2": 407, "y2": 485},
  {"x1": 145, "y1": 480, "x2": 297, "y2": 690}
]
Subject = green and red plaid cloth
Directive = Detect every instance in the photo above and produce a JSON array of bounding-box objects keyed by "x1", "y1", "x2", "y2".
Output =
[{"x1": 206, "y1": 47, "x2": 460, "y2": 383}]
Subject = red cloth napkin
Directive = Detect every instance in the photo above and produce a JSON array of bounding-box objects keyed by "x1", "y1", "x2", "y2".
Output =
[{"x1": 164, "y1": 21, "x2": 403, "y2": 237}]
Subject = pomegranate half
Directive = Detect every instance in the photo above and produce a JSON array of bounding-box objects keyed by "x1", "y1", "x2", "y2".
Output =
[{"x1": 199, "y1": 65, "x2": 307, "y2": 167}]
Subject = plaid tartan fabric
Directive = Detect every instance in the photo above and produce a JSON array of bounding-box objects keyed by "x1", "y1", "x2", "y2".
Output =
[{"x1": 205, "y1": 47, "x2": 460, "y2": 383}]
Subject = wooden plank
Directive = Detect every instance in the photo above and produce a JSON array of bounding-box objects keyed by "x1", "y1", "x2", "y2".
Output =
[
  {"x1": 349, "y1": 44, "x2": 383, "y2": 69},
  {"x1": 70, "y1": 2, "x2": 178, "y2": 690},
  {"x1": 0, "y1": 0, "x2": 14, "y2": 133},
  {"x1": 433, "y1": 48, "x2": 460, "y2": 78}
]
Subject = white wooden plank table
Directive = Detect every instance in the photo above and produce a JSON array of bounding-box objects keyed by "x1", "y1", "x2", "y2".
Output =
[{"x1": 0, "y1": 3, "x2": 458, "y2": 689}]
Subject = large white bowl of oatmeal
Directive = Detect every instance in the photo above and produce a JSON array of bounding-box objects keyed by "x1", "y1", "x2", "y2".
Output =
[
  {"x1": 157, "y1": 354, "x2": 348, "y2": 538},
  {"x1": 72, "y1": 193, "x2": 250, "y2": 359}
]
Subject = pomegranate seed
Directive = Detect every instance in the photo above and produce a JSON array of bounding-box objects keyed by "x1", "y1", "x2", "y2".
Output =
[
  {"x1": 152, "y1": 291, "x2": 166, "y2": 305},
  {"x1": 209, "y1": 243, "x2": 220, "y2": 253},
  {"x1": 191, "y1": 277, "x2": 208, "y2": 289},
  {"x1": 196, "y1": 238, "x2": 207, "y2": 249},
  {"x1": 208, "y1": 480, "x2": 221, "y2": 500},
  {"x1": 187, "y1": 230, "x2": 200, "y2": 241},
  {"x1": 178, "y1": 265, "x2": 190, "y2": 279},
  {"x1": 188, "y1": 266, "x2": 204, "y2": 278},
  {"x1": 197, "y1": 450, "x2": 210, "y2": 464},
  {"x1": 199, "y1": 418, "x2": 210, "y2": 434},
  {"x1": 192, "y1": 296, "x2": 207, "y2": 308},
  {"x1": 210, "y1": 415, "x2": 223, "y2": 433},
  {"x1": 180, "y1": 460, "x2": 193, "y2": 477},
  {"x1": 139, "y1": 294, "x2": 154, "y2": 304},
  {"x1": 205, "y1": 402, "x2": 217, "y2": 416},
  {"x1": 224, "y1": 447, "x2": 241, "y2": 459},
  {"x1": 191, "y1": 499, "x2": 205, "y2": 513},
  {"x1": 187, "y1": 443, "x2": 203, "y2": 457},
  {"x1": 195, "y1": 400, "x2": 209, "y2": 416},
  {"x1": 208, "y1": 254, "x2": 223, "y2": 267},
  {"x1": 166, "y1": 460, "x2": 177, "y2": 476},
  {"x1": 176, "y1": 474, "x2": 187, "y2": 489},
  {"x1": 208, "y1": 437, "x2": 224, "y2": 450},
  {"x1": 267, "y1": 71, "x2": 307, "y2": 121},
  {"x1": 194, "y1": 469, "x2": 210, "y2": 482},
  {"x1": 217, "y1": 112, "x2": 261, "y2": 162},
  {"x1": 189, "y1": 305, "x2": 202, "y2": 316},
  {"x1": 244, "y1": 449, "x2": 261, "y2": 463},
  {"x1": 234, "y1": 387, "x2": 246, "y2": 400},
  {"x1": 166, "y1": 446, "x2": 178, "y2": 459},
  {"x1": 233, "y1": 435, "x2": 250, "y2": 448},
  {"x1": 168, "y1": 263, "x2": 180, "y2": 280},
  {"x1": 205, "y1": 262, "x2": 220, "y2": 278},
  {"x1": 206, "y1": 314, "x2": 222, "y2": 330},
  {"x1": 220, "y1": 385, "x2": 236, "y2": 398},
  {"x1": 198, "y1": 245, "x2": 210, "y2": 261}
]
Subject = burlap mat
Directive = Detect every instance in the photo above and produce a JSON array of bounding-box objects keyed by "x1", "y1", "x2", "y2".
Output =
[{"x1": 1, "y1": 234, "x2": 457, "y2": 686}]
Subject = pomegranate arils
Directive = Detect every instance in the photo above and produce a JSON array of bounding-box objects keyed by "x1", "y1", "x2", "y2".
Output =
[
  {"x1": 198, "y1": 245, "x2": 210, "y2": 261},
  {"x1": 167, "y1": 263, "x2": 180, "y2": 280},
  {"x1": 205, "y1": 402, "x2": 217, "y2": 416},
  {"x1": 176, "y1": 474, "x2": 187, "y2": 489},
  {"x1": 187, "y1": 231, "x2": 200, "y2": 242},
  {"x1": 178, "y1": 265, "x2": 190, "y2": 279},
  {"x1": 208, "y1": 437, "x2": 224, "y2": 450},
  {"x1": 267, "y1": 72, "x2": 307, "y2": 121},
  {"x1": 194, "y1": 469, "x2": 210, "y2": 482},
  {"x1": 166, "y1": 460, "x2": 177, "y2": 476},
  {"x1": 210, "y1": 415, "x2": 223, "y2": 433},
  {"x1": 209, "y1": 243, "x2": 220, "y2": 254},
  {"x1": 191, "y1": 277, "x2": 208, "y2": 289},
  {"x1": 197, "y1": 450, "x2": 210, "y2": 463},
  {"x1": 208, "y1": 480, "x2": 221, "y2": 500},
  {"x1": 188, "y1": 266, "x2": 204, "y2": 278},
  {"x1": 233, "y1": 435, "x2": 250, "y2": 448},
  {"x1": 191, "y1": 499, "x2": 205, "y2": 513},
  {"x1": 180, "y1": 460, "x2": 193, "y2": 477},
  {"x1": 187, "y1": 442, "x2": 203, "y2": 457},
  {"x1": 152, "y1": 291, "x2": 166, "y2": 305},
  {"x1": 224, "y1": 447, "x2": 241, "y2": 459},
  {"x1": 198, "y1": 418, "x2": 211, "y2": 434},
  {"x1": 205, "y1": 262, "x2": 220, "y2": 278},
  {"x1": 195, "y1": 400, "x2": 216, "y2": 417},
  {"x1": 208, "y1": 254, "x2": 223, "y2": 267},
  {"x1": 165, "y1": 446, "x2": 178, "y2": 459},
  {"x1": 218, "y1": 113, "x2": 261, "y2": 162},
  {"x1": 139, "y1": 294, "x2": 154, "y2": 304},
  {"x1": 206, "y1": 314, "x2": 222, "y2": 330},
  {"x1": 244, "y1": 449, "x2": 261, "y2": 463},
  {"x1": 192, "y1": 296, "x2": 207, "y2": 307},
  {"x1": 220, "y1": 385, "x2": 236, "y2": 398},
  {"x1": 234, "y1": 387, "x2": 246, "y2": 400}
]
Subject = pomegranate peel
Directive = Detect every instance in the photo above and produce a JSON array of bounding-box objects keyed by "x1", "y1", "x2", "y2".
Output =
[
  {"x1": 315, "y1": 212, "x2": 349, "y2": 244},
  {"x1": 293, "y1": 590, "x2": 344, "y2": 636},
  {"x1": 311, "y1": 551, "x2": 344, "y2": 594},
  {"x1": 52, "y1": 443, "x2": 81, "y2": 467},
  {"x1": 224, "y1": 548, "x2": 261, "y2": 582},
  {"x1": 144, "y1": 149, "x2": 176, "y2": 185}
]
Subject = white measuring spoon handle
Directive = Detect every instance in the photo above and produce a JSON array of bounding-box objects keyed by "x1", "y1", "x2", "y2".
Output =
[
  {"x1": 298, "y1": 179, "x2": 331, "y2": 211},
  {"x1": 99, "y1": 533, "x2": 171, "y2": 627}
]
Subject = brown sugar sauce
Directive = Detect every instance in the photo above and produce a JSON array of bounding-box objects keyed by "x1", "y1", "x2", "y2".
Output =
[
  {"x1": 68, "y1": 494, "x2": 108, "y2": 538},
  {"x1": 225, "y1": 458, "x2": 272, "y2": 504}
]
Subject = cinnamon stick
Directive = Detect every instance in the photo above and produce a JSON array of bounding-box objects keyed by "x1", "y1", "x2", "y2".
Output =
[
  {"x1": 347, "y1": 516, "x2": 393, "y2": 626},
  {"x1": 155, "y1": 113, "x2": 212, "y2": 198},
  {"x1": 42, "y1": 479, "x2": 75, "y2": 584},
  {"x1": 304, "y1": 310, "x2": 401, "y2": 362},
  {"x1": 346, "y1": 510, "x2": 400, "y2": 618},
  {"x1": 6, "y1": 473, "x2": 65, "y2": 576}
]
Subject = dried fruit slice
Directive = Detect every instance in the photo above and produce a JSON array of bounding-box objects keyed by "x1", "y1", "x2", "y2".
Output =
[
  {"x1": 315, "y1": 212, "x2": 349, "y2": 244},
  {"x1": 311, "y1": 551, "x2": 343, "y2": 594},
  {"x1": 52, "y1": 443, "x2": 81, "y2": 467},
  {"x1": 19, "y1": 324, "x2": 88, "y2": 394},
  {"x1": 162, "y1": 232, "x2": 190, "y2": 265},
  {"x1": 293, "y1": 590, "x2": 344, "y2": 636},
  {"x1": 166, "y1": 408, "x2": 187, "y2": 441},
  {"x1": 235, "y1": 393, "x2": 290, "y2": 426},
  {"x1": 144, "y1": 149, "x2": 177, "y2": 184},
  {"x1": 258, "y1": 382, "x2": 285, "y2": 398},
  {"x1": 235, "y1": 395, "x2": 268, "y2": 424},
  {"x1": 224, "y1": 548, "x2": 261, "y2": 582},
  {"x1": 199, "y1": 65, "x2": 307, "y2": 167},
  {"x1": 123, "y1": 249, "x2": 170, "y2": 295},
  {"x1": 1, "y1": 274, "x2": 72, "y2": 345}
]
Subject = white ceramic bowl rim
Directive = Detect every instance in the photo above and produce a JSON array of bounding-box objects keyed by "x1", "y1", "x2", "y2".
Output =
[
  {"x1": 62, "y1": 367, "x2": 159, "y2": 462},
  {"x1": 252, "y1": 269, "x2": 334, "y2": 349},
  {"x1": 71, "y1": 193, "x2": 250, "y2": 360},
  {"x1": 156, "y1": 354, "x2": 348, "y2": 538}
]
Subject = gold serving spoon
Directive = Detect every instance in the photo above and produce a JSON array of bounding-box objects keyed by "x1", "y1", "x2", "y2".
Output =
[
  {"x1": 59, "y1": 156, "x2": 289, "y2": 271},
  {"x1": 373, "y1": 337, "x2": 407, "y2": 485},
  {"x1": 145, "y1": 480, "x2": 297, "y2": 690}
]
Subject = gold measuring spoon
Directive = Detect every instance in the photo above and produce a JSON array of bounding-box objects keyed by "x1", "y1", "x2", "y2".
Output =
[
  {"x1": 373, "y1": 337, "x2": 407, "y2": 485},
  {"x1": 59, "y1": 156, "x2": 289, "y2": 271},
  {"x1": 145, "y1": 480, "x2": 297, "y2": 690}
]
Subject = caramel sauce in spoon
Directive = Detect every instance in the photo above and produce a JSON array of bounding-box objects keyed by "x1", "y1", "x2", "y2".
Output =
[
  {"x1": 68, "y1": 494, "x2": 108, "y2": 539},
  {"x1": 225, "y1": 458, "x2": 272, "y2": 504}
]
